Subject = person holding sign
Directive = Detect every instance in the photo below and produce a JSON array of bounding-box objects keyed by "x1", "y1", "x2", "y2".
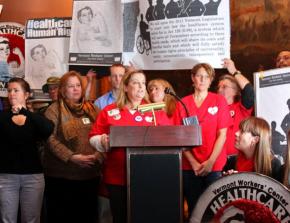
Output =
[
  {"x1": 223, "y1": 117, "x2": 282, "y2": 182},
  {"x1": 218, "y1": 59, "x2": 254, "y2": 155},
  {"x1": 276, "y1": 50, "x2": 290, "y2": 68},
  {"x1": 175, "y1": 63, "x2": 231, "y2": 216}
]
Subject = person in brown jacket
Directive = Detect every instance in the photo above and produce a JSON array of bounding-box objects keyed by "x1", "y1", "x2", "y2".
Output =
[{"x1": 44, "y1": 71, "x2": 103, "y2": 223}]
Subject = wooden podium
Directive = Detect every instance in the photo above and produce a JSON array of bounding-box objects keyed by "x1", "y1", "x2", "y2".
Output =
[{"x1": 110, "y1": 125, "x2": 202, "y2": 223}]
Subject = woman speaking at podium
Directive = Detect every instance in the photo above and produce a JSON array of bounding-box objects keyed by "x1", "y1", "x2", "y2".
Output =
[
  {"x1": 89, "y1": 70, "x2": 156, "y2": 223},
  {"x1": 176, "y1": 63, "x2": 232, "y2": 217}
]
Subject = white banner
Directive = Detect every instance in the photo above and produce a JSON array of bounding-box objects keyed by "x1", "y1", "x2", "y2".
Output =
[
  {"x1": 128, "y1": 0, "x2": 230, "y2": 69},
  {"x1": 69, "y1": 0, "x2": 230, "y2": 69},
  {"x1": 69, "y1": 0, "x2": 123, "y2": 65},
  {"x1": 254, "y1": 67, "x2": 290, "y2": 157},
  {"x1": 25, "y1": 17, "x2": 71, "y2": 89}
]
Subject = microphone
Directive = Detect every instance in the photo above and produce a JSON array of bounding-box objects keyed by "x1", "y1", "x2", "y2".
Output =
[{"x1": 164, "y1": 87, "x2": 199, "y2": 126}]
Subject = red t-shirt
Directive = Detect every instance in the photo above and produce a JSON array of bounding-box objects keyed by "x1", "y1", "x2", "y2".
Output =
[
  {"x1": 177, "y1": 92, "x2": 232, "y2": 171},
  {"x1": 225, "y1": 101, "x2": 253, "y2": 155},
  {"x1": 89, "y1": 103, "x2": 157, "y2": 185},
  {"x1": 236, "y1": 152, "x2": 254, "y2": 172},
  {"x1": 154, "y1": 109, "x2": 176, "y2": 126}
]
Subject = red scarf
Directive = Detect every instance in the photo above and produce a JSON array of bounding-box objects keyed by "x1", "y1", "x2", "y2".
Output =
[{"x1": 236, "y1": 152, "x2": 254, "y2": 172}]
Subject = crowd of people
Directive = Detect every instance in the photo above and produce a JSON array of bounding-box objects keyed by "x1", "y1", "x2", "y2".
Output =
[{"x1": 0, "y1": 52, "x2": 290, "y2": 223}]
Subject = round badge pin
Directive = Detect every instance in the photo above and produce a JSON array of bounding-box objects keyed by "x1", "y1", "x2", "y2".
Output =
[
  {"x1": 113, "y1": 114, "x2": 121, "y2": 120},
  {"x1": 135, "y1": 115, "x2": 143, "y2": 122},
  {"x1": 145, "y1": 116, "x2": 153, "y2": 122}
]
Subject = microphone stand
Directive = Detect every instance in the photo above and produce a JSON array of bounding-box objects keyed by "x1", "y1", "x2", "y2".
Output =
[{"x1": 164, "y1": 87, "x2": 199, "y2": 126}]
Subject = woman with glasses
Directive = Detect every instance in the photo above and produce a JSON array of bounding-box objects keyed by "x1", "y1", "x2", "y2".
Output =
[
  {"x1": 217, "y1": 58, "x2": 254, "y2": 155},
  {"x1": 175, "y1": 63, "x2": 231, "y2": 217}
]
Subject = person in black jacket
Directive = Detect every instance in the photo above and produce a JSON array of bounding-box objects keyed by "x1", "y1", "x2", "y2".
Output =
[
  {"x1": 223, "y1": 117, "x2": 282, "y2": 182},
  {"x1": 0, "y1": 77, "x2": 53, "y2": 223}
]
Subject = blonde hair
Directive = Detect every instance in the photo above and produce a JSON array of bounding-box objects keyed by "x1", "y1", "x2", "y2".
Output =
[
  {"x1": 116, "y1": 70, "x2": 149, "y2": 109},
  {"x1": 239, "y1": 117, "x2": 272, "y2": 176},
  {"x1": 147, "y1": 78, "x2": 177, "y2": 116},
  {"x1": 283, "y1": 130, "x2": 290, "y2": 188}
]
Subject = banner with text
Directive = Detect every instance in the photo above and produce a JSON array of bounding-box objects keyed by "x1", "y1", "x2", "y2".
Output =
[
  {"x1": 190, "y1": 172, "x2": 290, "y2": 223},
  {"x1": 254, "y1": 67, "x2": 290, "y2": 158},
  {"x1": 127, "y1": 0, "x2": 230, "y2": 69},
  {"x1": 69, "y1": 0, "x2": 230, "y2": 69},
  {"x1": 25, "y1": 17, "x2": 71, "y2": 89}
]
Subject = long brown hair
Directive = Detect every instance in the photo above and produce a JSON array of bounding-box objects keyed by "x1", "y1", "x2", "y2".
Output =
[
  {"x1": 147, "y1": 78, "x2": 177, "y2": 116},
  {"x1": 239, "y1": 117, "x2": 272, "y2": 176},
  {"x1": 116, "y1": 70, "x2": 149, "y2": 109},
  {"x1": 283, "y1": 130, "x2": 290, "y2": 188}
]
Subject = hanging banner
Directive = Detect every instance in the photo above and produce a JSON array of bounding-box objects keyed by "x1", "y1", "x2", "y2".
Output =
[
  {"x1": 190, "y1": 172, "x2": 290, "y2": 223},
  {"x1": 69, "y1": 0, "x2": 230, "y2": 70},
  {"x1": 69, "y1": 0, "x2": 123, "y2": 65},
  {"x1": 25, "y1": 17, "x2": 71, "y2": 89},
  {"x1": 127, "y1": 0, "x2": 230, "y2": 70},
  {"x1": 254, "y1": 67, "x2": 290, "y2": 158},
  {"x1": 0, "y1": 22, "x2": 25, "y2": 97}
]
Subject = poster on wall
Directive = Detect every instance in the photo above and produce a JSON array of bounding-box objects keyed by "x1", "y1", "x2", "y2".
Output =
[
  {"x1": 0, "y1": 22, "x2": 25, "y2": 97},
  {"x1": 25, "y1": 17, "x2": 71, "y2": 90},
  {"x1": 69, "y1": 0, "x2": 123, "y2": 65},
  {"x1": 254, "y1": 67, "x2": 290, "y2": 158},
  {"x1": 69, "y1": 0, "x2": 230, "y2": 70}
]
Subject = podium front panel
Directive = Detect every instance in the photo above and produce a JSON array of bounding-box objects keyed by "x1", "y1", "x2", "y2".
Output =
[{"x1": 127, "y1": 148, "x2": 182, "y2": 223}]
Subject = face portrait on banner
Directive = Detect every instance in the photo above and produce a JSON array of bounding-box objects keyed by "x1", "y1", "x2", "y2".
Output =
[{"x1": 0, "y1": 22, "x2": 25, "y2": 97}]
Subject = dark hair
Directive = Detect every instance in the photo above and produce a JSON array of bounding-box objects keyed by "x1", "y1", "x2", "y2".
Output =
[
  {"x1": 30, "y1": 44, "x2": 47, "y2": 59},
  {"x1": 8, "y1": 77, "x2": 31, "y2": 93},
  {"x1": 77, "y1": 6, "x2": 93, "y2": 23}
]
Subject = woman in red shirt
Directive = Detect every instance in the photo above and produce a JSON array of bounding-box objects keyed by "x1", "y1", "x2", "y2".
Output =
[
  {"x1": 176, "y1": 63, "x2": 232, "y2": 217},
  {"x1": 89, "y1": 70, "x2": 153, "y2": 223},
  {"x1": 147, "y1": 78, "x2": 177, "y2": 125},
  {"x1": 223, "y1": 116, "x2": 282, "y2": 182},
  {"x1": 218, "y1": 59, "x2": 254, "y2": 155}
]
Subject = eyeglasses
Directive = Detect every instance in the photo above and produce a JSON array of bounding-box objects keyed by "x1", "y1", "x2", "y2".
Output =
[{"x1": 217, "y1": 84, "x2": 235, "y2": 90}]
